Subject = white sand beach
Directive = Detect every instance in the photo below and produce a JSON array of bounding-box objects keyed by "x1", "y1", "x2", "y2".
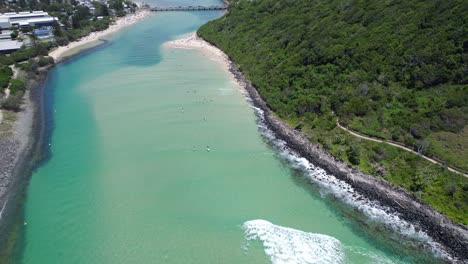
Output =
[
  {"x1": 49, "y1": 10, "x2": 151, "y2": 62},
  {"x1": 164, "y1": 33, "x2": 232, "y2": 72}
]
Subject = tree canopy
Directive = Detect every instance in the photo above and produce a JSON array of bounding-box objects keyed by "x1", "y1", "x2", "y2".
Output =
[
  {"x1": 198, "y1": 0, "x2": 468, "y2": 224},
  {"x1": 199, "y1": 0, "x2": 467, "y2": 171}
]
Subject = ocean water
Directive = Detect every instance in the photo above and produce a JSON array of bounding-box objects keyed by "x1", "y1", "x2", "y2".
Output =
[{"x1": 13, "y1": 2, "x2": 446, "y2": 263}]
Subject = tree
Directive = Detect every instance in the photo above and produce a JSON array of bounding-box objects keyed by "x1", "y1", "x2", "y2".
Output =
[
  {"x1": 92, "y1": 1, "x2": 109, "y2": 16},
  {"x1": 1, "y1": 91, "x2": 23, "y2": 112},
  {"x1": 52, "y1": 21, "x2": 63, "y2": 37},
  {"x1": 71, "y1": 15, "x2": 81, "y2": 29},
  {"x1": 10, "y1": 30, "x2": 18, "y2": 39},
  {"x1": 347, "y1": 144, "x2": 361, "y2": 165},
  {"x1": 109, "y1": 0, "x2": 124, "y2": 11},
  {"x1": 410, "y1": 173, "x2": 425, "y2": 192},
  {"x1": 9, "y1": 79, "x2": 26, "y2": 94},
  {"x1": 416, "y1": 140, "x2": 430, "y2": 155}
]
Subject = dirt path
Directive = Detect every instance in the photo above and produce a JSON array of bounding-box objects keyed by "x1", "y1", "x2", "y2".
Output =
[
  {"x1": 4, "y1": 65, "x2": 18, "y2": 99},
  {"x1": 336, "y1": 121, "x2": 468, "y2": 178}
]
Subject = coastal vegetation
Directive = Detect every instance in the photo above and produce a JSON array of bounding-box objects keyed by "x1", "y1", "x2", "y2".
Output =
[
  {"x1": 0, "y1": 66, "x2": 13, "y2": 88},
  {"x1": 198, "y1": 0, "x2": 468, "y2": 224},
  {"x1": 0, "y1": 0, "x2": 140, "y2": 111}
]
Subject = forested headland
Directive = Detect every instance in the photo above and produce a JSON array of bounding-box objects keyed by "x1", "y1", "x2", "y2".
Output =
[{"x1": 198, "y1": 0, "x2": 468, "y2": 224}]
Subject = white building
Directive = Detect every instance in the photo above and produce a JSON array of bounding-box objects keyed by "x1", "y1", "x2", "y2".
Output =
[
  {"x1": 0, "y1": 40, "x2": 22, "y2": 53},
  {"x1": 0, "y1": 11, "x2": 58, "y2": 29}
]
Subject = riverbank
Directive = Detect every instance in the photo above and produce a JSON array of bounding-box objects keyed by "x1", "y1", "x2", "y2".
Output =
[
  {"x1": 167, "y1": 33, "x2": 468, "y2": 261},
  {"x1": 0, "y1": 10, "x2": 151, "y2": 258},
  {"x1": 0, "y1": 67, "x2": 46, "y2": 252},
  {"x1": 49, "y1": 9, "x2": 151, "y2": 63}
]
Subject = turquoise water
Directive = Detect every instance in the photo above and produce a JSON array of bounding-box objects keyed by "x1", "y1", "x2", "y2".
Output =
[{"x1": 15, "y1": 3, "x2": 444, "y2": 264}]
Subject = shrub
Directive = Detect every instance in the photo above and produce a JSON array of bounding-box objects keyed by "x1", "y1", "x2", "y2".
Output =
[
  {"x1": 37, "y1": 56, "x2": 55, "y2": 67},
  {"x1": 347, "y1": 144, "x2": 361, "y2": 165},
  {"x1": 0, "y1": 66, "x2": 12, "y2": 88},
  {"x1": 1, "y1": 91, "x2": 24, "y2": 111},
  {"x1": 9, "y1": 79, "x2": 26, "y2": 94}
]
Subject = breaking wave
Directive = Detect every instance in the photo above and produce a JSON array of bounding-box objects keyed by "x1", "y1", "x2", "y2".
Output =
[
  {"x1": 243, "y1": 220, "x2": 345, "y2": 264},
  {"x1": 248, "y1": 105, "x2": 454, "y2": 262}
]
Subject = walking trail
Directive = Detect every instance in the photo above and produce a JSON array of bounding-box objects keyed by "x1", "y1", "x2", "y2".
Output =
[
  {"x1": 3, "y1": 65, "x2": 18, "y2": 99},
  {"x1": 336, "y1": 121, "x2": 468, "y2": 178}
]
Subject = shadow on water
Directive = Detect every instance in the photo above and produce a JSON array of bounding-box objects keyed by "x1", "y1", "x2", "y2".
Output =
[
  {"x1": 1, "y1": 9, "x2": 226, "y2": 263},
  {"x1": 0, "y1": 66, "x2": 57, "y2": 263},
  {"x1": 1, "y1": 45, "x2": 108, "y2": 263},
  {"x1": 0, "y1": 4, "x2": 270, "y2": 262},
  {"x1": 257, "y1": 131, "x2": 447, "y2": 263}
]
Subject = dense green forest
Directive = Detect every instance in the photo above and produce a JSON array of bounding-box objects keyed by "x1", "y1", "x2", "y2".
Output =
[{"x1": 199, "y1": 0, "x2": 468, "y2": 224}]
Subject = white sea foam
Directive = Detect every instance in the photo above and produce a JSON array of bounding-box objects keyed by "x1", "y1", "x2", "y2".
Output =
[
  {"x1": 344, "y1": 246, "x2": 404, "y2": 264},
  {"x1": 0, "y1": 200, "x2": 5, "y2": 221},
  {"x1": 243, "y1": 220, "x2": 345, "y2": 264},
  {"x1": 247, "y1": 105, "x2": 454, "y2": 262}
]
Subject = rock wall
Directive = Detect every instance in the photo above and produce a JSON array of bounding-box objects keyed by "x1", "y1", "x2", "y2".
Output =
[{"x1": 228, "y1": 63, "x2": 468, "y2": 260}]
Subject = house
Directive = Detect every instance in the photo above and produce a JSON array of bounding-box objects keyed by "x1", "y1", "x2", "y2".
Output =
[{"x1": 0, "y1": 31, "x2": 12, "y2": 40}]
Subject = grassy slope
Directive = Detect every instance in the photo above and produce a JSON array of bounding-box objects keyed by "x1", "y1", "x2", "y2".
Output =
[{"x1": 198, "y1": 0, "x2": 468, "y2": 224}]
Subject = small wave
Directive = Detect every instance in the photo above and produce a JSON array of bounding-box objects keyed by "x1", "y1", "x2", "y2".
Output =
[
  {"x1": 0, "y1": 200, "x2": 6, "y2": 221},
  {"x1": 171, "y1": 46, "x2": 194, "y2": 50},
  {"x1": 248, "y1": 105, "x2": 454, "y2": 262},
  {"x1": 345, "y1": 245, "x2": 406, "y2": 264},
  {"x1": 243, "y1": 219, "x2": 345, "y2": 264}
]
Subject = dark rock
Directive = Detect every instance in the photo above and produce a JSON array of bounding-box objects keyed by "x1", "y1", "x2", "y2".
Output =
[{"x1": 227, "y1": 61, "x2": 468, "y2": 261}]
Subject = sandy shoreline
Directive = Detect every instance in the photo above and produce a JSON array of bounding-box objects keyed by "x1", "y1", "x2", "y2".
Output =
[
  {"x1": 165, "y1": 33, "x2": 233, "y2": 73},
  {"x1": 49, "y1": 10, "x2": 151, "y2": 62},
  {"x1": 166, "y1": 32, "x2": 468, "y2": 261},
  {"x1": 0, "y1": 10, "x2": 152, "y2": 255}
]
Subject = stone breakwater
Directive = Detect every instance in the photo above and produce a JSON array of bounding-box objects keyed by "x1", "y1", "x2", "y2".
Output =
[
  {"x1": 0, "y1": 139, "x2": 19, "y2": 188},
  {"x1": 224, "y1": 60, "x2": 468, "y2": 260},
  {"x1": 0, "y1": 69, "x2": 49, "y2": 250}
]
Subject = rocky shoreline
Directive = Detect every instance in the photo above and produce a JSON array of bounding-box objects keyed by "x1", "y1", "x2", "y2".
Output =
[
  {"x1": 226, "y1": 61, "x2": 468, "y2": 260},
  {"x1": 0, "y1": 68, "x2": 50, "y2": 251},
  {"x1": 0, "y1": 23, "x2": 465, "y2": 260}
]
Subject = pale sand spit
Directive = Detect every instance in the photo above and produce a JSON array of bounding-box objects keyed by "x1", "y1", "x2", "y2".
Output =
[
  {"x1": 49, "y1": 10, "x2": 151, "y2": 62},
  {"x1": 164, "y1": 32, "x2": 232, "y2": 73}
]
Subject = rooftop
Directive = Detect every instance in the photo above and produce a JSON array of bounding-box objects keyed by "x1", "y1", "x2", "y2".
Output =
[{"x1": 0, "y1": 40, "x2": 22, "y2": 51}]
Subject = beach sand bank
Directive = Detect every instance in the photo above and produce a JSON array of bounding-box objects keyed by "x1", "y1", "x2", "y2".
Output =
[
  {"x1": 164, "y1": 33, "x2": 232, "y2": 73},
  {"x1": 50, "y1": 10, "x2": 151, "y2": 62}
]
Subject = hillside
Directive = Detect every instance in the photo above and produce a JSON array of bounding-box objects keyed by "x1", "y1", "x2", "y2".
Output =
[{"x1": 198, "y1": 0, "x2": 468, "y2": 224}]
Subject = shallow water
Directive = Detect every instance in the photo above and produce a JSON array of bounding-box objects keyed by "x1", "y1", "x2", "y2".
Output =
[{"x1": 14, "y1": 2, "x2": 445, "y2": 263}]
